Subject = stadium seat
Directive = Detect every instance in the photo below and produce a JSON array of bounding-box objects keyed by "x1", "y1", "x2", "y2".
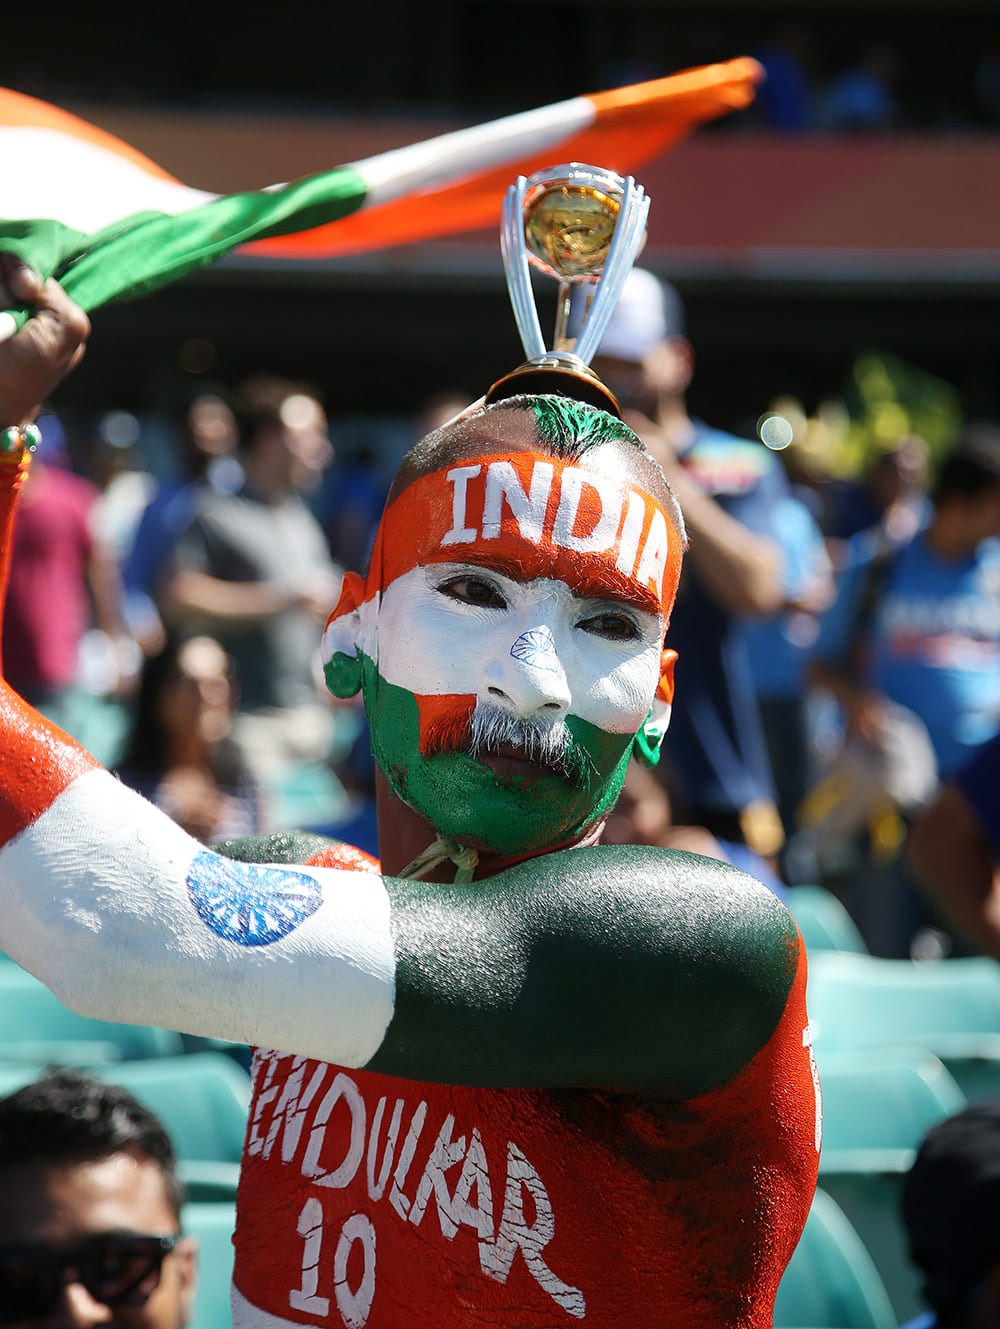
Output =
[
  {"x1": 819, "y1": 1046, "x2": 966, "y2": 1157},
  {"x1": 815, "y1": 1048, "x2": 966, "y2": 1322},
  {"x1": 773, "y1": 1185, "x2": 896, "y2": 1329},
  {"x1": 0, "y1": 965, "x2": 185, "y2": 1061},
  {"x1": 183, "y1": 1201, "x2": 236, "y2": 1329},
  {"x1": 88, "y1": 1053, "x2": 251, "y2": 1162},
  {"x1": 786, "y1": 884, "x2": 868, "y2": 953},
  {"x1": 178, "y1": 1159, "x2": 241, "y2": 1203},
  {"x1": 807, "y1": 951, "x2": 1000, "y2": 1101}
]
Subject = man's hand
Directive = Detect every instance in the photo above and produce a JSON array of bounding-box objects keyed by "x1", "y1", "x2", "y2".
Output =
[{"x1": 0, "y1": 256, "x2": 90, "y2": 426}]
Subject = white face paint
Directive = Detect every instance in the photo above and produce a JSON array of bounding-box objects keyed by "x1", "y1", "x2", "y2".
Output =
[{"x1": 375, "y1": 562, "x2": 664, "y2": 735}]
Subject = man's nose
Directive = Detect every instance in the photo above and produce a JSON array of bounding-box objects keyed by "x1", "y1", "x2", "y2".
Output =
[
  {"x1": 46, "y1": 1280, "x2": 114, "y2": 1329},
  {"x1": 483, "y1": 626, "x2": 572, "y2": 716}
]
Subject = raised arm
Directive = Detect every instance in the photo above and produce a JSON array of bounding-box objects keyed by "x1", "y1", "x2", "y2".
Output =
[{"x1": 0, "y1": 727, "x2": 800, "y2": 1096}]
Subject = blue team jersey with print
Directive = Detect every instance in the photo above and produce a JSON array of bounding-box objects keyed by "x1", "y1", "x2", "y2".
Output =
[
  {"x1": 743, "y1": 492, "x2": 831, "y2": 699},
  {"x1": 812, "y1": 530, "x2": 1000, "y2": 778},
  {"x1": 662, "y1": 423, "x2": 788, "y2": 815}
]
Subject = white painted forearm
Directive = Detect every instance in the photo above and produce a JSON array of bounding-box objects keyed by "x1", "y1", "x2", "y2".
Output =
[{"x1": 0, "y1": 769, "x2": 395, "y2": 1065}]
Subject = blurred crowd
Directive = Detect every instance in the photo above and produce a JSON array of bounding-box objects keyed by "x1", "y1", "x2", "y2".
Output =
[{"x1": 6, "y1": 270, "x2": 999, "y2": 971}]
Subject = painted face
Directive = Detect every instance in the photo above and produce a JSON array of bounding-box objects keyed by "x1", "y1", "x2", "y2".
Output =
[
  {"x1": 365, "y1": 562, "x2": 664, "y2": 854},
  {"x1": 323, "y1": 407, "x2": 682, "y2": 856}
]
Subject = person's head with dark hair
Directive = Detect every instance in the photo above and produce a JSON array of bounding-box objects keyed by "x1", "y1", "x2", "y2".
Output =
[
  {"x1": 232, "y1": 373, "x2": 332, "y2": 495},
  {"x1": 321, "y1": 390, "x2": 685, "y2": 875},
  {"x1": 923, "y1": 423, "x2": 1000, "y2": 560},
  {"x1": 933, "y1": 424, "x2": 1000, "y2": 504},
  {"x1": 0, "y1": 1067, "x2": 196, "y2": 1328},
  {"x1": 901, "y1": 1098, "x2": 1000, "y2": 1328},
  {"x1": 115, "y1": 634, "x2": 259, "y2": 845},
  {"x1": 117, "y1": 633, "x2": 239, "y2": 782},
  {"x1": 178, "y1": 390, "x2": 238, "y2": 481}
]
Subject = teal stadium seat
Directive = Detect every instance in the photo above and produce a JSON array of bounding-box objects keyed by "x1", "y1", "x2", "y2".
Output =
[
  {"x1": 87, "y1": 1054, "x2": 251, "y2": 1160},
  {"x1": 816, "y1": 1048, "x2": 966, "y2": 1322},
  {"x1": 820, "y1": 1047, "x2": 966, "y2": 1157},
  {"x1": 183, "y1": 1201, "x2": 236, "y2": 1329},
  {"x1": 0, "y1": 965, "x2": 185, "y2": 1061},
  {"x1": 807, "y1": 951, "x2": 1000, "y2": 1102},
  {"x1": 774, "y1": 1186, "x2": 896, "y2": 1329},
  {"x1": 786, "y1": 884, "x2": 868, "y2": 953}
]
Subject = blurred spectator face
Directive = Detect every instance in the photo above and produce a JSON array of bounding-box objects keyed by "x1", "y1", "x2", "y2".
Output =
[
  {"x1": 157, "y1": 637, "x2": 236, "y2": 748},
  {"x1": 587, "y1": 268, "x2": 693, "y2": 415},
  {"x1": 601, "y1": 764, "x2": 673, "y2": 846},
  {"x1": 871, "y1": 437, "x2": 929, "y2": 509},
  {"x1": 591, "y1": 343, "x2": 693, "y2": 418},
  {"x1": 278, "y1": 393, "x2": 333, "y2": 480},
  {"x1": 0, "y1": 1150, "x2": 194, "y2": 1329},
  {"x1": 184, "y1": 395, "x2": 237, "y2": 462},
  {"x1": 972, "y1": 485, "x2": 1000, "y2": 542}
]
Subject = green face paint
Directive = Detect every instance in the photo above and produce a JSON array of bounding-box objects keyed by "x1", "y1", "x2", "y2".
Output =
[{"x1": 361, "y1": 656, "x2": 634, "y2": 856}]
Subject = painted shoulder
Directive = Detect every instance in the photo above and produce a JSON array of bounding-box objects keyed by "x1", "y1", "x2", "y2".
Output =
[
  {"x1": 213, "y1": 831, "x2": 379, "y2": 873},
  {"x1": 498, "y1": 841, "x2": 798, "y2": 975},
  {"x1": 563, "y1": 844, "x2": 804, "y2": 1094},
  {"x1": 385, "y1": 841, "x2": 803, "y2": 1096}
]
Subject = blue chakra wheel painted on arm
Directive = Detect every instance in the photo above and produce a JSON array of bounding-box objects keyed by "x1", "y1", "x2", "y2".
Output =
[{"x1": 187, "y1": 851, "x2": 323, "y2": 946}]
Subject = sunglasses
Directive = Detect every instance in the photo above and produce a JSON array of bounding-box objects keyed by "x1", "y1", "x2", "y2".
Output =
[{"x1": 0, "y1": 1232, "x2": 179, "y2": 1322}]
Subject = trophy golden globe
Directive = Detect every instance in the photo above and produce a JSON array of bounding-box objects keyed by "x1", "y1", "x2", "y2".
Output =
[{"x1": 485, "y1": 163, "x2": 650, "y2": 416}]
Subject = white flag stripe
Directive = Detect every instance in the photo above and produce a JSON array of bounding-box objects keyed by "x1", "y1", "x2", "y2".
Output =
[
  {"x1": 0, "y1": 127, "x2": 213, "y2": 231},
  {"x1": 352, "y1": 95, "x2": 595, "y2": 206}
]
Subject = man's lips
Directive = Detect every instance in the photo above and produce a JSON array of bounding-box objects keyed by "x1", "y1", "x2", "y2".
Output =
[{"x1": 471, "y1": 742, "x2": 568, "y2": 784}]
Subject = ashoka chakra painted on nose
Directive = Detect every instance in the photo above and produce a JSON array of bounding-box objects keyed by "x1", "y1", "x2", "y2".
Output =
[
  {"x1": 187, "y1": 850, "x2": 323, "y2": 946},
  {"x1": 510, "y1": 626, "x2": 559, "y2": 672}
]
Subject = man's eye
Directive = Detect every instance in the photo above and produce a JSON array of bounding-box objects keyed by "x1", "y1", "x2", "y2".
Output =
[
  {"x1": 437, "y1": 576, "x2": 507, "y2": 609},
  {"x1": 578, "y1": 612, "x2": 640, "y2": 641}
]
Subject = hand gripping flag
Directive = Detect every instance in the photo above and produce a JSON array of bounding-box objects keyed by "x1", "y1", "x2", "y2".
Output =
[{"x1": 0, "y1": 58, "x2": 760, "y2": 339}]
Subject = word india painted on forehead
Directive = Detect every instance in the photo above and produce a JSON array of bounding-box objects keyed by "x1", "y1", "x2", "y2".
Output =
[
  {"x1": 246, "y1": 1051, "x2": 584, "y2": 1329},
  {"x1": 439, "y1": 460, "x2": 672, "y2": 602}
]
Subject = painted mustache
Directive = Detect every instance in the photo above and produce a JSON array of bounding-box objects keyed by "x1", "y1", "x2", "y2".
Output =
[{"x1": 425, "y1": 701, "x2": 593, "y2": 787}]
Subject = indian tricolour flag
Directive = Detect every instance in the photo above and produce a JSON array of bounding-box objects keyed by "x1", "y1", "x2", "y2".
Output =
[{"x1": 0, "y1": 57, "x2": 760, "y2": 338}]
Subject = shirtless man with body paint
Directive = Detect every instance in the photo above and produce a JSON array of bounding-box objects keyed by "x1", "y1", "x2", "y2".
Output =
[{"x1": 0, "y1": 253, "x2": 820, "y2": 1329}]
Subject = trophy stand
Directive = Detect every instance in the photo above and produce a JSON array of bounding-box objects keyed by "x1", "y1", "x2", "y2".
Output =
[{"x1": 485, "y1": 163, "x2": 650, "y2": 417}]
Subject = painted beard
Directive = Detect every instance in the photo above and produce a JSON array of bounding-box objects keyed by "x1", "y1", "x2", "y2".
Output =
[
  {"x1": 429, "y1": 699, "x2": 593, "y2": 788},
  {"x1": 361, "y1": 659, "x2": 635, "y2": 858}
]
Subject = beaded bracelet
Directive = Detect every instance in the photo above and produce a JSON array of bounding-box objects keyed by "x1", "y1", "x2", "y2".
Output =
[{"x1": 0, "y1": 423, "x2": 41, "y2": 454}]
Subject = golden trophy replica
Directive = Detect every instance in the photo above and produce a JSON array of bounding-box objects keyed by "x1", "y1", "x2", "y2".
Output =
[{"x1": 485, "y1": 163, "x2": 650, "y2": 415}]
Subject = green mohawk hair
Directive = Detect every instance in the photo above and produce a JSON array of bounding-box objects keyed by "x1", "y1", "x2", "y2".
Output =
[{"x1": 529, "y1": 396, "x2": 643, "y2": 457}]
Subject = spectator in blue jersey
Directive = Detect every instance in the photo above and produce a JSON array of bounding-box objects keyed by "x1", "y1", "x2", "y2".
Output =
[
  {"x1": 907, "y1": 730, "x2": 1000, "y2": 963},
  {"x1": 742, "y1": 483, "x2": 835, "y2": 874},
  {"x1": 588, "y1": 268, "x2": 789, "y2": 876},
  {"x1": 809, "y1": 424, "x2": 1000, "y2": 956}
]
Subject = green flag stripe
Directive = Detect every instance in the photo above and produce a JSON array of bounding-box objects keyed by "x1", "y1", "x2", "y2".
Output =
[{"x1": 0, "y1": 164, "x2": 369, "y2": 328}]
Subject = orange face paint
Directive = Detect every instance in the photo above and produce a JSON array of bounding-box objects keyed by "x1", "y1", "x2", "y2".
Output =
[{"x1": 364, "y1": 452, "x2": 682, "y2": 620}]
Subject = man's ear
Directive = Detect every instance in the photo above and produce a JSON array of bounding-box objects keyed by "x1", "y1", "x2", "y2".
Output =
[
  {"x1": 321, "y1": 571, "x2": 366, "y2": 698},
  {"x1": 632, "y1": 648, "x2": 677, "y2": 769},
  {"x1": 175, "y1": 1234, "x2": 198, "y2": 1328}
]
